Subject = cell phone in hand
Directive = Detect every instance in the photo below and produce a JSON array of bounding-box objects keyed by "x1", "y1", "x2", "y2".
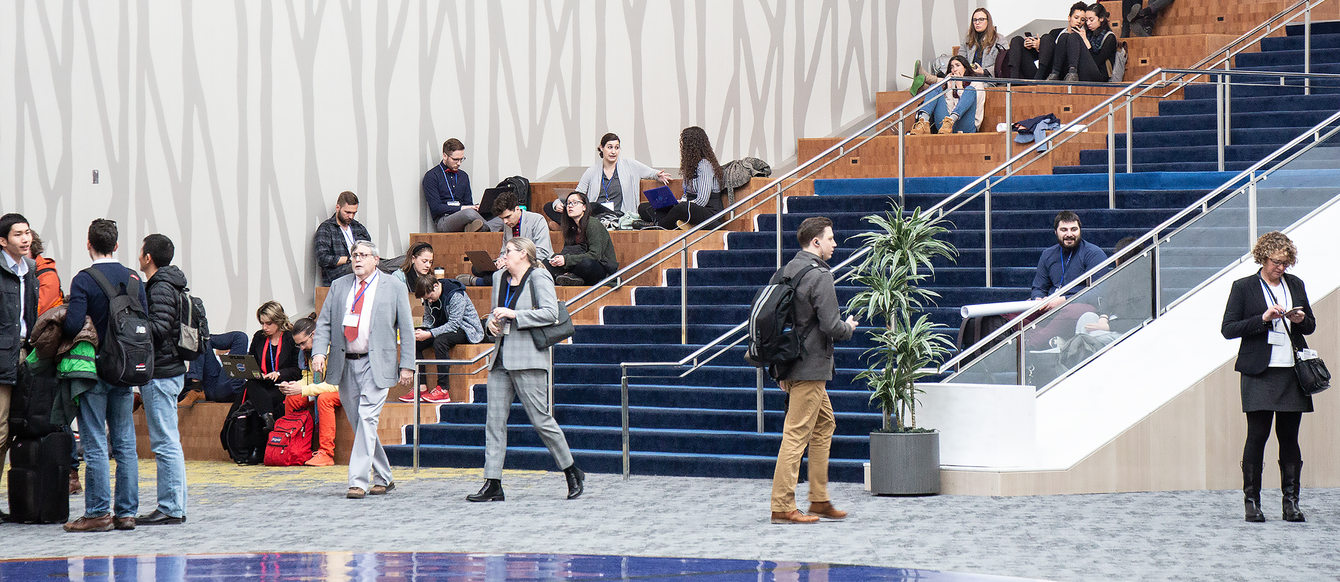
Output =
[
  {"x1": 1025, "y1": 31, "x2": 1034, "y2": 38},
  {"x1": 1286, "y1": 306, "x2": 1305, "y2": 315}
]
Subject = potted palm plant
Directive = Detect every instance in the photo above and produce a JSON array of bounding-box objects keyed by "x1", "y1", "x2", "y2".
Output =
[{"x1": 847, "y1": 203, "x2": 956, "y2": 495}]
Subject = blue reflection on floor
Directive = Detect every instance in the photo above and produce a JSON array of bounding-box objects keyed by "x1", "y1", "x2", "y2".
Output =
[{"x1": 0, "y1": 552, "x2": 1040, "y2": 581}]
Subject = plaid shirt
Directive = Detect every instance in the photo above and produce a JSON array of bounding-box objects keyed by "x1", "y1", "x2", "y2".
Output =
[{"x1": 314, "y1": 213, "x2": 371, "y2": 286}]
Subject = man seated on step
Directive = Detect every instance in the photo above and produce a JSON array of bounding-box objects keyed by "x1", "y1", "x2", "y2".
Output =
[
  {"x1": 399, "y1": 273, "x2": 484, "y2": 404},
  {"x1": 277, "y1": 316, "x2": 342, "y2": 467},
  {"x1": 314, "y1": 190, "x2": 373, "y2": 287},
  {"x1": 424, "y1": 138, "x2": 500, "y2": 233},
  {"x1": 1026, "y1": 210, "x2": 1108, "y2": 349},
  {"x1": 456, "y1": 191, "x2": 553, "y2": 286}
]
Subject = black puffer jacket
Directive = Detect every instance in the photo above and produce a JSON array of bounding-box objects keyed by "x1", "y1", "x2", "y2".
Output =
[{"x1": 146, "y1": 265, "x2": 188, "y2": 378}]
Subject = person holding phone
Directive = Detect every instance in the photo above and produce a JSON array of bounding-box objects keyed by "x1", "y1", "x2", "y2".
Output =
[
  {"x1": 1045, "y1": 2, "x2": 1118, "y2": 82},
  {"x1": 912, "y1": 7, "x2": 1002, "y2": 92},
  {"x1": 1004, "y1": 2, "x2": 1090, "y2": 80},
  {"x1": 1221, "y1": 231, "x2": 1315, "y2": 523}
]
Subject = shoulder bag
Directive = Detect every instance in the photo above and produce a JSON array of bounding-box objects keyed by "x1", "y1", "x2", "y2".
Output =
[{"x1": 527, "y1": 275, "x2": 575, "y2": 349}]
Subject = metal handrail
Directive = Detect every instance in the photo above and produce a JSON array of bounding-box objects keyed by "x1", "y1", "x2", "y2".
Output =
[
  {"x1": 408, "y1": 347, "x2": 495, "y2": 471},
  {"x1": 943, "y1": 104, "x2": 1340, "y2": 382}
]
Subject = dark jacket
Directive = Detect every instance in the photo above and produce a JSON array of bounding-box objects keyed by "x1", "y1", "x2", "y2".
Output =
[
  {"x1": 314, "y1": 213, "x2": 372, "y2": 286},
  {"x1": 249, "y1": 330, "x2": 302, "y2": 384},
  {"x1": 1221, "y1": 272, "x2": 1315, "y2": 376},
  {"x1": 1031, "y1": 240, "x2": 1107, "y2": 299},
  {"x1": 0, "y1": 253, "x2": 39, "y2": 384},
  {"x1": 146, "y1": 265, "x2": 189, "y2": 378},
  {"x1": 781, "y1": 250, "x2": 853, "y2": 382},
  {"x1": 62, "y1": 262, "x2": 148, "y2": 341},
  {"x1": 561, "y1": 218, "x2": 618, "y2": 273},
  {"x1": 422, "y1": 164, "x2": 475, "y2": 220}
]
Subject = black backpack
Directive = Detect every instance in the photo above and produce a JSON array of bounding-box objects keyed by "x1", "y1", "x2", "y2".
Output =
[
  {"x1": 497, "y1": 175, "x2": 531, "y2": 209},
  {"x1": 84, "y1": 267, "x2": 154, "y2": 387},
  {"x1": 8, "y1": 359, "x2": 62, "y2": 439},
  {"x1": 744, "y1": 264, "x2": 820, "y2": 381},
  {"x1": 220, "y1": 393, "x2": 265, "y2": 465},
  {"x1": 175, "y1": 287, "x2": 210, "y2": 361}
]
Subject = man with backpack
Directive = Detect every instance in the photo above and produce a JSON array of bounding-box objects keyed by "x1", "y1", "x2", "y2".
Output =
[
  {"x1": 61, "y1": 218, "x2": 148, "y2": 532},
  {"x1": 136, "y1": 234, "x2": 190, "y2": 525},
  {"x1": 0, "y1": 213, "x2": 39, "y2": 522},
  {"x1": 769, "y1": 217, "x2": 857, "y2": 525}
]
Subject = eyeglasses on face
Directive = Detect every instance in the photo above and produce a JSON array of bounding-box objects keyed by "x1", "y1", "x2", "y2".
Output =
[
  {"x1": 351, "y1": 252, "x2": 374, "y2": 260},
  {"x1": 566, "y1": 200, "x2": 586, "y2": 206},
  {"x1": 972, "y1": 17, "x2": 988, "y2": 22}
]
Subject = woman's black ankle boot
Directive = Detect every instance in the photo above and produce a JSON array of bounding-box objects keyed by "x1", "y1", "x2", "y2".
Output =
[
  {"x1": 564, "y1": 465, "x2": 585, "y2": 500},
  {"x1": 467, "y1": 479, "x2": 505, "y2": 502}
]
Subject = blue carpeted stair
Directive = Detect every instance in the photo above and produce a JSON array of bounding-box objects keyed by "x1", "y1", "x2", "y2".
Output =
[{"x1": 1057, "y1": 22, "x2": 1340, "y2": 174}]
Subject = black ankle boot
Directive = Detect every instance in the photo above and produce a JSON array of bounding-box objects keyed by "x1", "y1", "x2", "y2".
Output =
[
  {"x1": 466, "y1": 479, "x2": 505, "y2": 502},
  {"x1": 1280, "y1": 461, "x2": 1305, "y2": 522},
  {"x1": 563, "y1": 465, "x2": 585, "y2": 500},
  {"x1": 1242, "y1": 462, "x2": 1265, "y2": 522}
]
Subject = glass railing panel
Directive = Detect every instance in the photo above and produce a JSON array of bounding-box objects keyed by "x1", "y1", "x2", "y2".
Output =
[
  {"x1": 1154, "y1": 190, "x2": 1249, "y2": 311},
  {"x1": 949, "y1": 335, "x2": 1020, "y2": 386}
]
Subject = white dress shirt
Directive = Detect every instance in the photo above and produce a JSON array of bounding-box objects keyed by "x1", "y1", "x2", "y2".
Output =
[{"x1": 343, "y1": 271, "x2": 379, "y2": 354}]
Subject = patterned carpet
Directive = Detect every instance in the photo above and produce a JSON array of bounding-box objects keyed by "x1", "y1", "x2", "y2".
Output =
[{"x1": 2, "y1": 460, "x2": 1337, "y2": 581}]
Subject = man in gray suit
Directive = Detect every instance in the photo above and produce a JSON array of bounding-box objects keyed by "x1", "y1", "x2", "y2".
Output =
[
  {"x1": 493, "y1": 191, "x2": 553, "y2": 267},
  {"x1": 770, "y1": 217, "x2": 858, "y2": 525},
  {"x1": 311, "y1": 240, "x2": 415, "y2": 499}
]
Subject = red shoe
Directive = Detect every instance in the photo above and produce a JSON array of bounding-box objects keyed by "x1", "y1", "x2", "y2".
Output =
[
  {"x1": 398, "y1": 385, "x2": 429, "y2": 403},
  {"x1": 422, "y1": 387, "x2": 452, "y2": 403}
]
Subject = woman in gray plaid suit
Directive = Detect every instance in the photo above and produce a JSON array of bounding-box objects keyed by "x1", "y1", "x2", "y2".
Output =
[{"x1": 467, "y1": 237, "x2": 585, "y2": 502}]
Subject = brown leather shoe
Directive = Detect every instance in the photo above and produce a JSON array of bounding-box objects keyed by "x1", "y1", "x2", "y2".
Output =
[
  {"x1": 346, "y1": 487, "x2": 366, "y2": 499},
  {"x1": 69, "y1": 468, "x2": 82, "y2": 495},
  {"x1": 770, "y1": 509, "x2": 820, "y2": 524},
  {"x1": 369, "y1": 482, "x2": 396, "y2": 495},
  {"x1": 113, "y1": 516, "x2": 136, "y2": 530},
  {"x1": 64, "y1": 514, "x2": 114, "y2": 533},
  {"x1": 808, "y1": 501, "x2": 848, "y2": 520}
]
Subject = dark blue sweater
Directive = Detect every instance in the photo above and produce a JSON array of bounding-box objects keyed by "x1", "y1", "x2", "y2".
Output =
[
  {"x1": 63, "y1": 262, "x2": 149, "y2": 340},
  {"x1": 422, "y1": 163, "x2": 474, "y2": 220},
  {"x1": 1030, "y1": 240, "x2": 1107, "y2": 299}
]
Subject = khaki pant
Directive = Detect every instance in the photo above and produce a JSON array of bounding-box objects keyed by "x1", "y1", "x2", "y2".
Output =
[
  {"x1": 0, "y1": 383, "x2": 10, "y2": 468},
  {"x1": 770, "y1": 379, "x2": 835, "y2": 512}
]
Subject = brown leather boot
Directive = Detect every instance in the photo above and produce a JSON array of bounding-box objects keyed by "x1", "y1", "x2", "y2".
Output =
[
  {"x1": 808, "y1": 501, "x2": 848, "y2": 520},
  {"x1": 770, "y1": 509, "x2": 819, "y2": 524},
  {"x1": 69, "y1": 468, "x2": 82, "y2": 495},
  {"x1": 63, "y1": 514, "x2": 113, "y2": 533}
]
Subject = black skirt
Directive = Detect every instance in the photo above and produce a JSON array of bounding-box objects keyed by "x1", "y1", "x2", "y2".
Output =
[{"x1": 1240, "y1": 366, "x2": 1313, "y2": 413}]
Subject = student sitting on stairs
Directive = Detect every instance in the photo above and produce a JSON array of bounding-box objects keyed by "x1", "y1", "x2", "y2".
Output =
[
  {"x1": 908, "y1": 56, "x2": 986, "y2": 135},
  {"x1": 277, "y1": 316, "x2": 342, "y2": 467}
]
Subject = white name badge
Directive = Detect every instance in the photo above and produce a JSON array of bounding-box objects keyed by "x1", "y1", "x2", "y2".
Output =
[
  {"x1": 343, "y1": 313, "x2": 361, "y2": 328},
  {"x1": 1267, "y1": 331, "x2": 1289, "y2": 346},
  {"x1": 447, "y1": 201, "x2": 462, "y2": 208}
]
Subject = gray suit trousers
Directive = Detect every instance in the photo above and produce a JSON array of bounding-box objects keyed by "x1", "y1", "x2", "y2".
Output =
[
  {"x1": 483, "y1": 368, "x2": 573, "y2": 479},
  {"x1": 339, "y1": 357, "x2": 393, "y2": 490}
]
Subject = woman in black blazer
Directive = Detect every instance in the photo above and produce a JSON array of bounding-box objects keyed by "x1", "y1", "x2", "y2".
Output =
[
  {"x1": 1220, "y1": 231, "x2": 1315, "y2": 523},
  {"x1": 236, "y1": 301, "x2": 303, "y2": 428}
]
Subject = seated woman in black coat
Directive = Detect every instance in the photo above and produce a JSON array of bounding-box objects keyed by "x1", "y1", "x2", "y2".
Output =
[
  {"x1": 1045, "y1": 3, "x2": 1118, "y2": 82},
  {"x1": 235, "y1": 300, "x2": 302, "y2": 428},
  {"x1": 549, "y1": 191, "x2": 618, "y2": 286}
]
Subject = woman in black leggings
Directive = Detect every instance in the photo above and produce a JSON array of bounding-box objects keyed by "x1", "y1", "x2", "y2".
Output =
[
  {"x1": 1046, "y1": 3, "x2": 1117, "y2": 82},
  {"x1": 1221, "y1": 231, "x2": 1315, "y2": 523},
  {"x1": 638, "y1": 126, "x2": 724, "y2": 230}
]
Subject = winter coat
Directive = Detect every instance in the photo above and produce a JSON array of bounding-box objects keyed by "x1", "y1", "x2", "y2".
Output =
[
  {"x1": 28, "y1": 304, "x2": 99, "y2": 362},
  {"x1": 146, "y1": 265, "x2": 189, "y2": 378},
  {"x1": 0, "y1": 252, "x2": 38, "y2": 385}
]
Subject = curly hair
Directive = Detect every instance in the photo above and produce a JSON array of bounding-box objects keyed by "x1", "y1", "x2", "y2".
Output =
[
  {"x1": 1251, "y1": 231, "x2": 1297, "y2": 266},
  {"x1": 679, "y1": 126, "x2": 724, "y2": 187},
  {"x1": 963, "y1": 8, "x2": 998, "y2": 50}
]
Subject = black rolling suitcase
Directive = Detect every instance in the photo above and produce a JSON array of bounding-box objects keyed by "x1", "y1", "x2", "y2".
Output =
[{"x1": 6, "y1": 431, "x2": 74, "y2": 524}]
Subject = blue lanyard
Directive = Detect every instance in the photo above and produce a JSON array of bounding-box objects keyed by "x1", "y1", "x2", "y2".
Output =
[
  {"x1": 1259, "y1": 277, "x2": 1290, "y2": 331},
  {"x1": 264, "y1": 340, "x2": 279, "y2": 374},
  {"x1": 351, "y1": 273, "x2": 376, "y2": 314},
  {"x1": 1060, "y1": 249, "x2": 1073, "y2": 284},
  {"x1": 439, "y1": 163, "x2": 458, "y2": 202},
  {"x1": 504, "y1": 285, "x2": 518, "y2": 309},
  {"x1": 600, "y1": 169, "x2": 615, "y2": 204}
]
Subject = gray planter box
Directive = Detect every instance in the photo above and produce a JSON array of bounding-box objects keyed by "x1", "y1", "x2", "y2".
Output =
[{"x1": 869, "y1": 430, "x2": 941, "y2": 495}]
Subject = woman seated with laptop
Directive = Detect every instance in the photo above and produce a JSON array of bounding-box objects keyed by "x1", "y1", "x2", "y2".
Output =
[
  {"x1": 636, "y1": 126, "x2": 726, "y2": 230},
  {"x1": 233, "y1": 301, "x2": 302, "y2": 431}
]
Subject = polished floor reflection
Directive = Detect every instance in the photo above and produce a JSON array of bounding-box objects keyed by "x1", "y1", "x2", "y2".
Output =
[{"x1": 0, "y1": 552, "x2": 1040, "y2": 581}]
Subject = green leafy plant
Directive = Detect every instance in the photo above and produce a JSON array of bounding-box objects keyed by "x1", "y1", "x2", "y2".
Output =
[{"x1": 846, "y1": 204, "x2": 957, "y2": 432}]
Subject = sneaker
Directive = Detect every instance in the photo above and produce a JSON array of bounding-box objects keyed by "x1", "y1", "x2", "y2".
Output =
[
  {"x1": 398, "y1": 385, "x2": 428, "y2": 403},
  {"x1": 554, "y1": 273, "x2": 585, "y2": 286},
  {"x1": 422, "y1": 387, "x2": 452, "y2": 403},
  {"x1": 455, "y1": 274, "x2": 477, "y2": 286},
  {"x1": 305, "y1": 450, "x2": 335, "y2": 467},
  {"x1": 464, "y1": 218, "x2": 486, "y2": 232}
]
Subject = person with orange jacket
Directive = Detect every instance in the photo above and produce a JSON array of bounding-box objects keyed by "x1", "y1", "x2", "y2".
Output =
[{"x1": 31, "y1": 230, "x2": 64, "y2": 315}]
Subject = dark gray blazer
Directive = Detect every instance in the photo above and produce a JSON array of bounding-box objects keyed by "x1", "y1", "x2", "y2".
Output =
[
  {"x1": 489, "y1": 267, "x2": 561, "y2": 372},
  {"x1": 1221, "y1": 272, "x2": 1315, "y2": 376},
  {"x1": 781, "y1": 250, "x2": 853, "y2": 382}
]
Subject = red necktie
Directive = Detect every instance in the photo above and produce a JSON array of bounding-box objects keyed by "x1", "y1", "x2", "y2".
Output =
[{"x1": 344, "y1": 280, "x2": 367, "y2": 342}]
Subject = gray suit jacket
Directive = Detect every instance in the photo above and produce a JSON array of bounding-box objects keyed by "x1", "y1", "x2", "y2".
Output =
[
  {"x1": 782, "y1": 250, "x2": 853, "y2": 382},
  {"x1": 489, "y1": 267, "x2": 560, "y2": 371},
  {"x1": 499, "y1": 211, "x2": 554, "y2": 263},
  {"x1": 313, "y1": 272, "x2": 416, "y2": 388}
]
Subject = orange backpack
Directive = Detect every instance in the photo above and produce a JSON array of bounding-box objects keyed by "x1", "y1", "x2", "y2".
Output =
[{"x1": 35, "y1": 256, "x2": 64, "y2": 315}]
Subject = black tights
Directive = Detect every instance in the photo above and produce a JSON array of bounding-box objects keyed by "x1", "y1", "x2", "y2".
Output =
[
  {"x1": 1050, "y1": 33, "x2": 1106, "y2": 81},
  {"x1": 1242, "y1": 410, "x2": 1302, "y2": 466},
  {"x1": 1006, "y1": 35, "x2": 1059, "y2": 81}
]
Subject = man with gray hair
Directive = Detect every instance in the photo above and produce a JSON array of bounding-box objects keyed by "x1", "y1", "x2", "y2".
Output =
[{"x1": 311, "y1": 240, "x2": 415, "y2": 499}]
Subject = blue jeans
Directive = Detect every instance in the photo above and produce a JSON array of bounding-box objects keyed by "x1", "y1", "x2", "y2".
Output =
[
  {"x1": 142, "y1": 375, "x2": 187, "y2": 517},
  {"x1": 185, "y1": 331, "x2": 249, "y2": 402},
  {"x1": 77, "y1": 379, "x2": 138, "y2": 518},
  {"x1": 916, "y1": 85, "x2": 978, "y2": 133}
]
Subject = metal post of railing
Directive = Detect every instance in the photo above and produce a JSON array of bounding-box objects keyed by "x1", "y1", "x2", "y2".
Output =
[
  {"x1": 620, "y1": 371, "x2": 630, "y2": 480},
  {"x1": 1124, "y1": 93, "x2": 1134, "y2": 174},
  {"x1": 897, "y1": 119, "x2": 906, "y2": 207},
  {"x1": 1248, "y1": 173, "x2": 1259, "y2": 242},
  {"x1": 412, "y1": 363, "x2": 421, "y2": 472},
  {"x1": 1004, "y1": 84, "x2": 1013, "y2": 165},
  {"x1": 1305, "y1": 4, "x2": 1313, "y2": 95},
  {"x1": 1224, "y1": 62, "x2": 1233, "y2": 145},
  {"x1": 1216, "y1": 75, "x2": 1226, "y2": 172},
  {"x1": 755, "y1": 367, "x2": 765, "y2": 433},
  {"x1": 1016, "y1": 332, "x2": 1026, "y2": 386},
  {"x1": 1152, "y1": 242, "x2": 1164, "y2": 314},
  {"x1": 775, "y1": 186, "x2": 783, "y2": 269},
  {"x1": 984, "y1": 184, "x2": 993, "y2": 288},
  {"x1": 1108, "y1": 103, "x2": 1116, "y2": 207},
  {"x1": 680, "y1": 240, "x2": 688, "y2": 344}
]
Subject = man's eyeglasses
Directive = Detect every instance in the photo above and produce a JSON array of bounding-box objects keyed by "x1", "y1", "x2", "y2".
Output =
[{"x1": 351, "y1": 252, "x2": 374, "y2": 260}]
